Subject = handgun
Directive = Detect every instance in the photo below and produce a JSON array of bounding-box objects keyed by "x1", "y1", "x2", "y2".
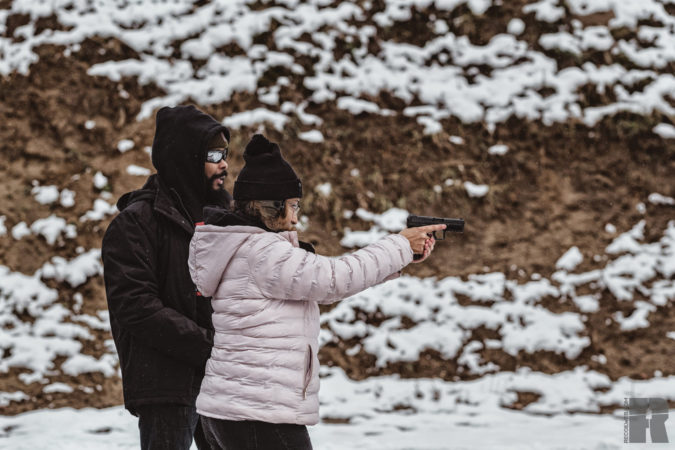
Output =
[{"x1": 406, "y1": 214, "x2": 465, "y2": 259}]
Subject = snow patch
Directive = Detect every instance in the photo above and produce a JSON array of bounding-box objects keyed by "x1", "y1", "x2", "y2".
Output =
[
  {"x1": 337, "y1": 97, "x2": 394, "y2": 116},
  {"x1": 299, "y1": 130, "x2": 325, "y2": 143},
  {"x1": 80, "y1": 199, "x2": 117, "y2": 222},
  {"x1": 30, "y1": 215, "x2": 77, "y2": 245},
  {"x1": 653, "y1": 123, "x2": 675, "y2": 139},
  {"x1": 61, "y1": 354, "x2": 117, "y2": 377},
  {"x1": 126, "y1": 165, "x2": 151, "y2": 176},
  {"x1": 556, "y1": 246, "x2": 583, "y2": 271},
  {"x1": 117, "y1": 139, "x2": 135, "y2": 153},
  {"x1": 31, "y1": 185, "x2": 60, "y2": 205},
  {"x1": 316, "y1": 182, "x2": 332, "y2": 196},
  {"x1": 488, "y1": 144, "x2": 509, "y2": 155},
  {"x1": 223, "y1": 108, "x2": 289, "y2": 131},
  {"x1": 60, "y1": 189, "x2": 76, "y2": 208},
  {"x1": 43, "y1": 383, "x2": 74, "y2": 394},
  {"x1": 464, "y1": 182, "x2": 489, "y2": 198},
  {"x1": 93, "y1": 172, "x2": 109, "y2": 190},
  {"x1": 648, "y1": 193, "x2": 675, "y2": 205},
  {"x1": 11, "y1": 222, "x2": 30, "y2": 240},
  {"x1": 39, "y1": 249, "x2": 103, "y2": 288},
  {"x1": 507, "y1": 19, "x2": 525, "y2": 36}
]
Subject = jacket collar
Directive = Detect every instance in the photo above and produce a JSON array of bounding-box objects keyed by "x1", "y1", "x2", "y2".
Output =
[
  {"x1": 203, "y1": 208, "x2": 271, "y2": 231},
  {"x1": 201, "y1": 207, "x2": 300, "y2": 247},
  {"x1": 152, "y1": 175, "x2": 195, "y2": 235}
]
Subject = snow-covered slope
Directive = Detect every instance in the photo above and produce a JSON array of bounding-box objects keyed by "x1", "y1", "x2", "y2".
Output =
[{"x1": 0, "y1": 0, "x2": 674, "y2": 447}]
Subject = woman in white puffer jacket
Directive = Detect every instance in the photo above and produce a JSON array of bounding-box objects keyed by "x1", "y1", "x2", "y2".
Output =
[{"x1": 188, "y1": 134, "x2": 445, "y2": 449}]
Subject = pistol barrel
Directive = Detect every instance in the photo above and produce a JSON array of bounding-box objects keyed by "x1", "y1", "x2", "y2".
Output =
[{"x1": 406, "y1": 215, "x2": 465, "y2": 233}]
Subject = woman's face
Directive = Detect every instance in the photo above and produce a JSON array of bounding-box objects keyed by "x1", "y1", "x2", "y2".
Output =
[{"x1": 277, "y1": 198, "x2": 301, "y2": 231}]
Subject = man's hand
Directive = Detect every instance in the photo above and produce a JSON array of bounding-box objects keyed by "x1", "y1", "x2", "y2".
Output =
[{"x1": 399, "y1": 224, "x2": 445, "y2": 260}]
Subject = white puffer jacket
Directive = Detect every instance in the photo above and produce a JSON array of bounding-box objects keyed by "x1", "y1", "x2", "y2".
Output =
[{"x1": 188, "y1": 224, "x2": 413, "y2": 425}]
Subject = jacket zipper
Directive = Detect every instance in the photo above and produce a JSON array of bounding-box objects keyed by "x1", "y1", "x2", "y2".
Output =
[{"x1": 302, "y1": 344, "x2": 313, "y2": 399}]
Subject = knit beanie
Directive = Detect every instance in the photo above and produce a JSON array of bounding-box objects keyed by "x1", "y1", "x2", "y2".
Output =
[{"x1": 234, "y1": 134, "x2": 302, "y2": 201}]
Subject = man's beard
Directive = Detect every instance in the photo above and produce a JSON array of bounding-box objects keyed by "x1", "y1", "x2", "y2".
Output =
[{"x1": 205, "y1": 170, "x2": 229, "y2": 207}]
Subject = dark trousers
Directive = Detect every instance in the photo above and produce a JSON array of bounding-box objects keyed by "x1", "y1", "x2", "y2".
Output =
[
  {"x1": 137, "y1": 404, "x2": 210, "y2": 450},
  {"x1": 200, "y1": 416, "x2": 313, "y2": 450}
]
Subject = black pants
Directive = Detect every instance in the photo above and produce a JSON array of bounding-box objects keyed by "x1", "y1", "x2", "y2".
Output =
[
  {"x1": 136, "y1": 404, "x2": 210, "y2": 450},
  {"x1": 200, "y1": 416, "x2": 313, "y2": 450}
]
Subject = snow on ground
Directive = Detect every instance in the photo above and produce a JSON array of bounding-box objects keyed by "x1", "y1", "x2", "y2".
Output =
[
  {"x1": 464, "y1": 182, "x2": 490, "y2": 198},
  {"x1": 126, "y1": 164, "x2": 151, "y2": 176},
  {"x1": 0, "y1": 374, "x2": 672, "y2": 449},
  {"x1": 488, "y1": 144, "x2": 509, "y2": 155},
  {"x1": 0, "y1": 187, "x2": 120, "y2": 398},
  {"x1": 654, "y1": 123, "x2": 675, "y2": 139},
  {"x1": 299, "y1": 130, "x2": 325, "y2": 143},
  {"x1": 116, "y1": 139, "x2": 134, "y2": 153},
  {"x1": 79, "y1": 199, "x2": 118, "y2": 222},
  {"x1": 0, "y1": 253, "x2": 115, "y2": 387},
  {"x1": 341, "y1": 208, "x2": 408, "y2": 247},
  {"x1": 316, "y1": 182, "x2": 332, "y2": 197},
  {"x1": 1, "y1": 0, "x2": 674, "y2": 134},
  {"x1": 92, "y1": 172, "x2": 109, "y2": 190},
  {"x1": 556, "y1": 246, "x2": 583, "y2": 271},
  {"x1": 10, "y1": 221, "x2": 30, "y2": 240},
  {"x1": 30, "y1": 184, "x2": 77, "y2": 209},
  {"x1": 30, "y1": 184, "x2": 60, "y2": 205},
  {"x1": 649, "y1": 193, "x2": 675, "y2": 206}
]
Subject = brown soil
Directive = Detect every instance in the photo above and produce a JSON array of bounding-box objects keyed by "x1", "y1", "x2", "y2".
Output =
[{"x1": 0, "y1": 3, "x2": 674, "y2": 415}]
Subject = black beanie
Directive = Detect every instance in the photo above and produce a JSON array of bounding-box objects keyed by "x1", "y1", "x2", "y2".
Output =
[{"x1": 234, "y1": 134, "x2": 302, "y2": 201}]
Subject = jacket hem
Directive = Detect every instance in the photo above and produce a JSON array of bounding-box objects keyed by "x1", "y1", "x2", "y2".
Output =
[{"x1": 196, "y1": 408, "x2": 318, "y2": 426}]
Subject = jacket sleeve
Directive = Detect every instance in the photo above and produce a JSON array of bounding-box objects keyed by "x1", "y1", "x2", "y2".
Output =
[
  {"x1": 102, "y1": 210, "x2": 213, "y2": 368},
  {"x1": 249, "y1": 233, "x2": 413, "y2": 304}
]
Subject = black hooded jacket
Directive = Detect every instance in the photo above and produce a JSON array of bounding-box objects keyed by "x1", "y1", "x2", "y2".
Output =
[{"x1": 101, "y1": 106, "x2": 230, "y2": 412}]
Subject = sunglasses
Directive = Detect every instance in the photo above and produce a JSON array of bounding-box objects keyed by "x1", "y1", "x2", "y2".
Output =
[
  {"x1": 288, "y1": 201, "x2": 301, "y2": 213},
  {"x1": 206, "y1": 148, "x2": 229, "y2": 163},
  {"x1": 264, "y1": 200, "x2": 301, "y2": 213}
]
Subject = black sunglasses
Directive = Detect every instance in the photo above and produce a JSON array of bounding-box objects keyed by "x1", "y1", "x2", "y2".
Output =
[{"x1": 206, "y1": 148, "x2": 229, "y2": 163}]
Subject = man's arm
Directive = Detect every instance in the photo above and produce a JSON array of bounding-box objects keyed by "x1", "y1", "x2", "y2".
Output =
[{"x1": 102, "y1": 211, "x2": 212, "y2": 368}]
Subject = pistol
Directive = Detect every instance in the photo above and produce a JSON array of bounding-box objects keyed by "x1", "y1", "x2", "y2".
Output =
[{"x1": 406, "y1": 214, "x2": 465, "y2": 260}]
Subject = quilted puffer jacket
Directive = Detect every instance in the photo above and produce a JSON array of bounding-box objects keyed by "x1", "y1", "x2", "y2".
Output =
[{"x1": 188, "y1": 210, "x2": 413, "y2": 425}]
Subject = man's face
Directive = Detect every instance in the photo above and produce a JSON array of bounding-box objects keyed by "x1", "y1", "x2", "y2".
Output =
[{"x1": 204, "y1": 136, "x2": 229, "y2": 192}]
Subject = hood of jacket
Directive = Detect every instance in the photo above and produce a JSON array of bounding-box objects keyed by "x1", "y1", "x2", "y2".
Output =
[
  {"x1": 116, "y1": 176, "x2": 157, "y2": 212},
  {"x1": 203, "y1": 206, "x2": 271, "y2": 230},
  {"x1": 190, "y1": 211, "x2": 299, "y2": 298},
  {"x1": 115, "y1": 175, "x2": 195, "y2": 235},
  {"x1": 151, "y1": 105, "x2": 231, "y2": 223}
]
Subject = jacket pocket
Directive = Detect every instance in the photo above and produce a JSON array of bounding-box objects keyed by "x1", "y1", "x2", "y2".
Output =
[{"x1": 302, "y1": 344, "x2": 313, "y2": 399}]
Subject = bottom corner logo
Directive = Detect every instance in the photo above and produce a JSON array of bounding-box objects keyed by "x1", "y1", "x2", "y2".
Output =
[{"x1": 625, "y1": 397, "x2": 669, "y2": 443}]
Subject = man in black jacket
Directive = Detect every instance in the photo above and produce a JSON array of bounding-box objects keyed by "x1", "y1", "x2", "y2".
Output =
[{"x1": 102, "y1": 105, "x2": 231, "y2": 449}]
